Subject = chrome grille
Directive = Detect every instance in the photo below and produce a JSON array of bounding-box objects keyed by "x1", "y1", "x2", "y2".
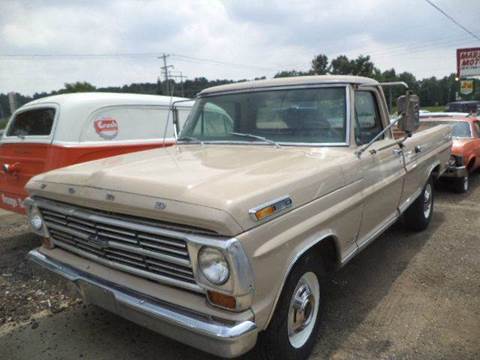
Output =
[{"x1": 36, "y1": 198, "x2": 202, "y2": 293}]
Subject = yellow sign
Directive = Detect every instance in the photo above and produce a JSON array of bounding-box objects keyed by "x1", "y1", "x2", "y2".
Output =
[{"x1": 460, "y1": 80, "x2": 474, "y2": 95}]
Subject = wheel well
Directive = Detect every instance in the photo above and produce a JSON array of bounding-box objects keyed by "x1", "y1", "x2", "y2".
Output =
[
  {"x1": 307, "y1": 236, "x2": 341, "y2": 274},
  {"x1": 467, "y1": 157, "x2": 475, "y2": 171},
  {"x1": 265, "y1": 235, "x2": 341, "y2": 327}
]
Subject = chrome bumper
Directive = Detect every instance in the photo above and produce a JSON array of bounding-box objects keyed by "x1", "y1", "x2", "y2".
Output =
[
  {"x1": 443, "y1": 165, "x2": 468, "y2": 178},
  {"x1": 27, "y1": 249, "x2": 258, "y2": 358}
]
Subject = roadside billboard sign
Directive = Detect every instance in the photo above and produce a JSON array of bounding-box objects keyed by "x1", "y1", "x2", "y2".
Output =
[{"x1": 457, "y1": 47, "x2": 480, "y2": 78}]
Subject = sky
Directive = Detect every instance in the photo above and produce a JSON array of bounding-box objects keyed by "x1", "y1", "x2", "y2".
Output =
[{"x1": 0, "y1": 0, "x2": 479, "y2": 95}]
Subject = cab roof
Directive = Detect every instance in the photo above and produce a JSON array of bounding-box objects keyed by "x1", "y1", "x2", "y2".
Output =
[{"x1": 199, "y1": 75, "x2": 379, "y2": 96}]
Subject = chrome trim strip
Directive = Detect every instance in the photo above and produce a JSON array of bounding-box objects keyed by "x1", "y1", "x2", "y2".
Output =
[
  {"x1": 27, "y1": 249, "x2": 257, "y2": 358},
  {"x1": 355, "y1": 211, "x2": 398, "y2": 251},
  {"x1": 398, "y1": 187, "x2": 423, "y2": 214}
]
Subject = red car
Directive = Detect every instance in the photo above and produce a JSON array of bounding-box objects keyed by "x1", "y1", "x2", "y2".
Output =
[{"x1": 420, "y1": 113, "x2": 480, "y2": 192}]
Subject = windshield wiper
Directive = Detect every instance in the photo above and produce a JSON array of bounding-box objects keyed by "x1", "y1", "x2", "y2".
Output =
[
  {"x1": 230, "y1": 132, "x2": 281, "y2": 148},
  {"x1": 177, "y1": 136, "x2": 203, "y2": 145}
]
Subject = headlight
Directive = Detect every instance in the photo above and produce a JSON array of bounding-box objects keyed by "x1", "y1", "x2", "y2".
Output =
[
  {"x1": 30, "y1": 213, "x2": 43, "y2": 230},
  {"x1": 448, "y1": 155, "x2": 463, "y2": 167},
  {"x1": 198, "y1": 247, "x2": 230, "y2": 285},
  {"x1": 26, "y1": 204, "x2": 47, "y2": 236},
  {"x1": 448, "y1": 155, "x2": 456, "y2": 167}
]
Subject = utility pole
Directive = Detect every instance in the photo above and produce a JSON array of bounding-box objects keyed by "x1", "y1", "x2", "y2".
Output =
[
  {"x1": 170, "y1": 72, "x2": 187, "y2": 97},
  {"x1": 159, "y1": 54, "x2": 174, "y2": 96},
  {"x1": 178, "y1": 72, "x2": 186, "y2": 97}
]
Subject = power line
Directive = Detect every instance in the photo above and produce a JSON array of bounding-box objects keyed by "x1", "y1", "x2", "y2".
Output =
[{"x1": 424, "y1": 0, "x2": 480, "y2": 42}]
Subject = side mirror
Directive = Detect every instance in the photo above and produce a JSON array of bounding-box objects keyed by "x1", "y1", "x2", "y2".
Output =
[{"x1": 397, "y1": 94, "x2": 420, "y2": 133}]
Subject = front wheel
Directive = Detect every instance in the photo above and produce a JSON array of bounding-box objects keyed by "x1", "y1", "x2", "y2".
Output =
[
  {"x1": 253, "y1": 255, "x2": 324, "y2": 360},
  {"x1": 404, "y1": 177, "x2": 434, "y2": 232}
]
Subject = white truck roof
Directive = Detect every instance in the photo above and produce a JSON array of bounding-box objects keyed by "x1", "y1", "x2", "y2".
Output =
[
  {"x1": 200, "y1": 75, "x2": 379, "y2": 95},
  {"x1": 10, "y1": 93, "x2": 193, "y2": 144}
]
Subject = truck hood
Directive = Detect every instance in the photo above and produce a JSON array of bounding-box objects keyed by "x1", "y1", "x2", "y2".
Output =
[{"x1": 27, "y1": 145, "x2": 352, "y2": 236}]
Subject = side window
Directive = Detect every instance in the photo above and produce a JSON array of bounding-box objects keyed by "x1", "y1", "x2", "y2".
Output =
[
  {"x1": 191, "y1": 103, "x2": 233, "y2": 138},
  {"x1": 82, "y1": 106, "x2": 170, "y2": 142},
  {"x1": 6, "y1": 108, "x2": 55, "y2": 137},
  {"x1": 355, "y1": 91, "x2": 383, "y2": 145}
]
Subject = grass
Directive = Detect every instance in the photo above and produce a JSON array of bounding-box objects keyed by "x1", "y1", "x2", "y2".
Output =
[
  {"x1": 0, "y1": 117, "x2": 8, "y2": 129},
  {"x1": 422, "y1": 106, "x2": 445, "y2": 112}
]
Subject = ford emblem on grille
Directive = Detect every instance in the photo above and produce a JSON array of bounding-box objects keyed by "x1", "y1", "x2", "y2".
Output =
[{"x1": 87, "y1": 234, "x2": 108, "y2": 249}]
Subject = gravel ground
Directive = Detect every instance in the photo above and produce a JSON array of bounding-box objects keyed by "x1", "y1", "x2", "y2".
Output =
[{"x1": 0, "y1": 178, "x2": 479, "y2": 360}]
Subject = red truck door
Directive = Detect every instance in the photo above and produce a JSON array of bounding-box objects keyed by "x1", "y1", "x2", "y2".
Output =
[{"x1": 0, "y1": 107, "x2": 56, "y2": 213}]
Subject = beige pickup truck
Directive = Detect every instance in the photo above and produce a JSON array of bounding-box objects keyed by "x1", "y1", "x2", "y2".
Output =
[{"x1": 25, "y1": 76, "x2": 451, "y2": 359}]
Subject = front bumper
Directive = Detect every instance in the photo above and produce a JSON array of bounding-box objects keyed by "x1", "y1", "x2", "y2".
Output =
[
  {"x1": 442, "y1": 165, "x2": 468, "y2": 178},
  {"x1": 27, "y1": 249, "x2": 258, "y2": 358}
]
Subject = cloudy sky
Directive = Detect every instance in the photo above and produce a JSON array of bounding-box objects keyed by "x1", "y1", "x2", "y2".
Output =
[{"x1": 0, "y1": 0, "x2": 479, "y2": 95}]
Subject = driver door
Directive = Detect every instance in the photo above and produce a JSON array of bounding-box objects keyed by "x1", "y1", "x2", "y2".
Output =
[{"x1": 355, "y1": 90, "x2": 405, "y2": 250}]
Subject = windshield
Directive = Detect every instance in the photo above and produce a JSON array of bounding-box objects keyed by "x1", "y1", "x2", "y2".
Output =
[
  {"x1": 421, "y1": 120, "x2": 472, "y2": 138},
  {"x1": 180, "y1": 87, "x2": 347, "y2": 145}
]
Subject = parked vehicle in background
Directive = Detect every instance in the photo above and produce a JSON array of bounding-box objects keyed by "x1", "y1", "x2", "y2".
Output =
[
  {"x1": 26, "y1": 76, "x2": 451, "y2": 359},
  {"x1": 0, "y1": 93, "x2": 193, "y2": 214},
  {"x1": 446, "y1": 100, "x2": 480, "y2": 114},
  {"x1": 420, "y1": 113, "x2": 480, "y2": 192}
]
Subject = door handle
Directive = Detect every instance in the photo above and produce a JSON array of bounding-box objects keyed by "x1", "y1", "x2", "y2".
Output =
[
  {"x1": 415, "y1": 145, "x2": 422, "y2": 153},
  {"x1": 2, "y1": 162, "x2": 20, "y2": 175},
  {"x1": 392, "y1": 148, "x2": 403, "y2": 156}
]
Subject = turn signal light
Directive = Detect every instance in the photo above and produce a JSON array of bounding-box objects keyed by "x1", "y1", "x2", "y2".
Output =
[
  {"x1": 254, "y1": 206, "x2": 275, "y2": 221},
  {"x1": 250, "y1": 197, "x2": 293, "y2": 221},
  {"x1": 207, "y1": 291, "x2": 236, "y2": 310}
]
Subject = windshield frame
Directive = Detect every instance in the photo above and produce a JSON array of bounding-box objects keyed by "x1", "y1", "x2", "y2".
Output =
[{"x1": 179, "y1": 84, "x2": 351, "y2": 147}]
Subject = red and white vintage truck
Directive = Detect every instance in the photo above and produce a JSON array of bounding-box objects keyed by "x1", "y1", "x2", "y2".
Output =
[{"x1": 0, "y1": 92, "x2": 193, "y2": 213}]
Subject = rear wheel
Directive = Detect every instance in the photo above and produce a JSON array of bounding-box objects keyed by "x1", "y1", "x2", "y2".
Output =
[
  {"x1": 452, "y1": 175, "x2": 469, "y2": 193},
  {"x1": 254, "y1": 255, "x2": 324, "y2": 360},
  {"x1": 404, "y1": 177, "x2": 434, "y2": 232}
]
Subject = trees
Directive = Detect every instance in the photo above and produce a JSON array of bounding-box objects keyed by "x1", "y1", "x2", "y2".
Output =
[
  {"x1": 0, "y1": 52, "x2": 471, "y2": 124},
  {"x1": 60, "y1": 82, "x2": 96, "y2": 93},
  {"x1": 311, "y1": 55, "x2": 329, "y2": 75},
  {"x1": 274, "y1": 70, "x2": 312, "y2": 78}
]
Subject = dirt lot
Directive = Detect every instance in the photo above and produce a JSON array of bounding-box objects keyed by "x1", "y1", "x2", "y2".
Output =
[{"x1": 0, "y1": 179, "x2": 479, "y2": 360}]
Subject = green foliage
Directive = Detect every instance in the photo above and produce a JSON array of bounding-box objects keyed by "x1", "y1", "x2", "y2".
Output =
[
  {"x1": 274, "y1": 70, "x2": 312, "y2": 78},
  {"x1": 0, "y1": 117, "x2": 7, "y2": 129},
  {"x1": 311, "y1": 54, "x2": 329, "y2": 75},
  {"x1": 60, "y1": 82, "x2": 96, "y2": 93}
]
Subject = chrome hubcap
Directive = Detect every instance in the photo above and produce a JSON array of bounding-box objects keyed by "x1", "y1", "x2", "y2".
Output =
[
  {"x1": 287, "y1": 272, "x2": 320, "y2": 349},
  {"x1": 291, "y1": 284, "x2": 314, "y2": 332},
  {"x1": 423, "y1": 183, "x2": 432, "y2": 218}
]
